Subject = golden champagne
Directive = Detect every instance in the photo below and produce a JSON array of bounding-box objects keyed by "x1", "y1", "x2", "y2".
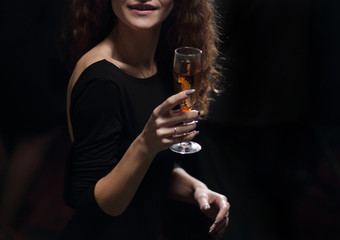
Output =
[{"x1": 174, "y1": 62, "x2": 201, "y2": 112}]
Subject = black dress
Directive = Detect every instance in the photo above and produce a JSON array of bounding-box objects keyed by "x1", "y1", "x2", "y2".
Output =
[{"x1": 61, "y1": 60, "x2": 176, "y2": 239}]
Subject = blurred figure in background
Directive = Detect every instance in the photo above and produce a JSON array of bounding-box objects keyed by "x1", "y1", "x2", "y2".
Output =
[{"x1": 0, "y1": 0, "x2": 73, "y2": 239}]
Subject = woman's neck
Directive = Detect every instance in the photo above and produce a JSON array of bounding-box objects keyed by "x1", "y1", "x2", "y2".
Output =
[{"x1": 107, "y1": 21, "x2": 161, "y2": 78}]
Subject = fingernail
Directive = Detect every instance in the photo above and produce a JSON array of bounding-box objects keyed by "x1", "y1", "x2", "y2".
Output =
[
  {"x1": 193, "y1": 110, "x2": 200, "y2": 116},
  {"x1": 186, "y1": 120, "x2": 198, "y2": 125},
  {"x1": 203, "y1": 205, "x2": 209, "y2": 210},
  {"x1": 209, "y1": 228, "x2": 214, "y2": 234},
  {"x1": 214, "y1": 215, "x2": 227, "y2": 224},
  {"x1": 188, "y1": 131, "x2": 199, "y2": 136},
  {"x1": 185, "y1": 89, "x2": 195, "y2": 96}
]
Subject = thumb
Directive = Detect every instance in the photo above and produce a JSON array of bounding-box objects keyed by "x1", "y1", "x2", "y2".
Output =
[{"x1": 196, "y1": 195, "x2": 210, "y2": 211}]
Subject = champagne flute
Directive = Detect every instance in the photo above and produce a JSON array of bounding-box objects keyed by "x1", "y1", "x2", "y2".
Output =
[{"x1": 170, "y1": 47, "x2": 202, "y2": 154}]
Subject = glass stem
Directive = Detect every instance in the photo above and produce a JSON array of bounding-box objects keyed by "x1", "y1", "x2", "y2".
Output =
[{"x1": 180, "y1": 141, "x2": 192, "y2": 148}]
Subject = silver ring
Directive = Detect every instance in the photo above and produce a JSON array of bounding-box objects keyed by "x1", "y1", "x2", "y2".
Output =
[{"x1": 174, "y1": 127, "x2": 177, "y2": 135}]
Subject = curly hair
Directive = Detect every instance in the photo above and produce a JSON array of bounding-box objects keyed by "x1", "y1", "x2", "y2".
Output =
[{"x1": 61, "y1": 0, "x2": 220, "y2": 115}]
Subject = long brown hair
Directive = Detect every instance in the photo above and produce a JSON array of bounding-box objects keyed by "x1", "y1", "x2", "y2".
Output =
[{"x1": 61, "y1": 0, "x2": 220, "y2": 115}]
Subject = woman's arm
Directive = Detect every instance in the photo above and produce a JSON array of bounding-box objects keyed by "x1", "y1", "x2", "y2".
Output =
[
  {"x1": 169, "y1": 167, "x2": 230, "y2": 239},
  {"x1": 94, "y1": 90, "x2": 200, "y2": 216}
]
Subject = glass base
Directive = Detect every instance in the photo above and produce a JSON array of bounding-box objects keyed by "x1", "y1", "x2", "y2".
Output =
[{"x1": 170, "y1": 141, "x2": 201, "y2": 154}]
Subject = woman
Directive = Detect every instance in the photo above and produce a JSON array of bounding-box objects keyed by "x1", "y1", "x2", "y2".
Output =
[{"x1": 61, "y1": 0, "x2": 230, "y2": 239}]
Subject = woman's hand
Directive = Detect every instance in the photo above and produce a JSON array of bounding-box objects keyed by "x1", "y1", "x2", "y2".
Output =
[
  {"x1": 140, "y1": 90, "x2": 200, "y2": 155},
  {"x1": 194, "y1": 187, "x2": 230, "y2": 239},
  {"x1": 169, "y1": 168, "x2": 230, "y2": 239}
]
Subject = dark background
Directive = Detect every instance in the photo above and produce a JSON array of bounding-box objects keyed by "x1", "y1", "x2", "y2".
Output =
[{"x1": 1, "y1": 0, "x2": 339, "y2": 239}]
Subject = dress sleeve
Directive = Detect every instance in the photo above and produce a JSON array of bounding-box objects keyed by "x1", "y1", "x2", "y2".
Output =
[{"x1": 66, "y1": 78, "x2": 122, "y2": 219}]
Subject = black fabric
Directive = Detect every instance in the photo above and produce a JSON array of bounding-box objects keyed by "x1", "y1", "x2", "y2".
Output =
[{"x1": 61, "y1": 60, "x2": 177, "y2": 239}]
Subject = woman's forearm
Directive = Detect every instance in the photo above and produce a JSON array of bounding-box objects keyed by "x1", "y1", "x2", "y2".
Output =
[
  {"x1": 169, "y1": 167, "x2": 207, "y2": 203},
  {"x1": 94, "y1": 134, "x2": 156, "y2": 217}
]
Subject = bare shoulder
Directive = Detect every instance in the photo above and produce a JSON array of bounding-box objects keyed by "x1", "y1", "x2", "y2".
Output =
[{"x1": 68, "y1": 51, "x2": 108, "y2": 90}]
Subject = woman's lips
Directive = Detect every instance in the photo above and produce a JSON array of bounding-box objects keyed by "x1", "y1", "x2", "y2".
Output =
[{"x1": 128, "y1": 4, "x2": 157, "y2": 15}]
